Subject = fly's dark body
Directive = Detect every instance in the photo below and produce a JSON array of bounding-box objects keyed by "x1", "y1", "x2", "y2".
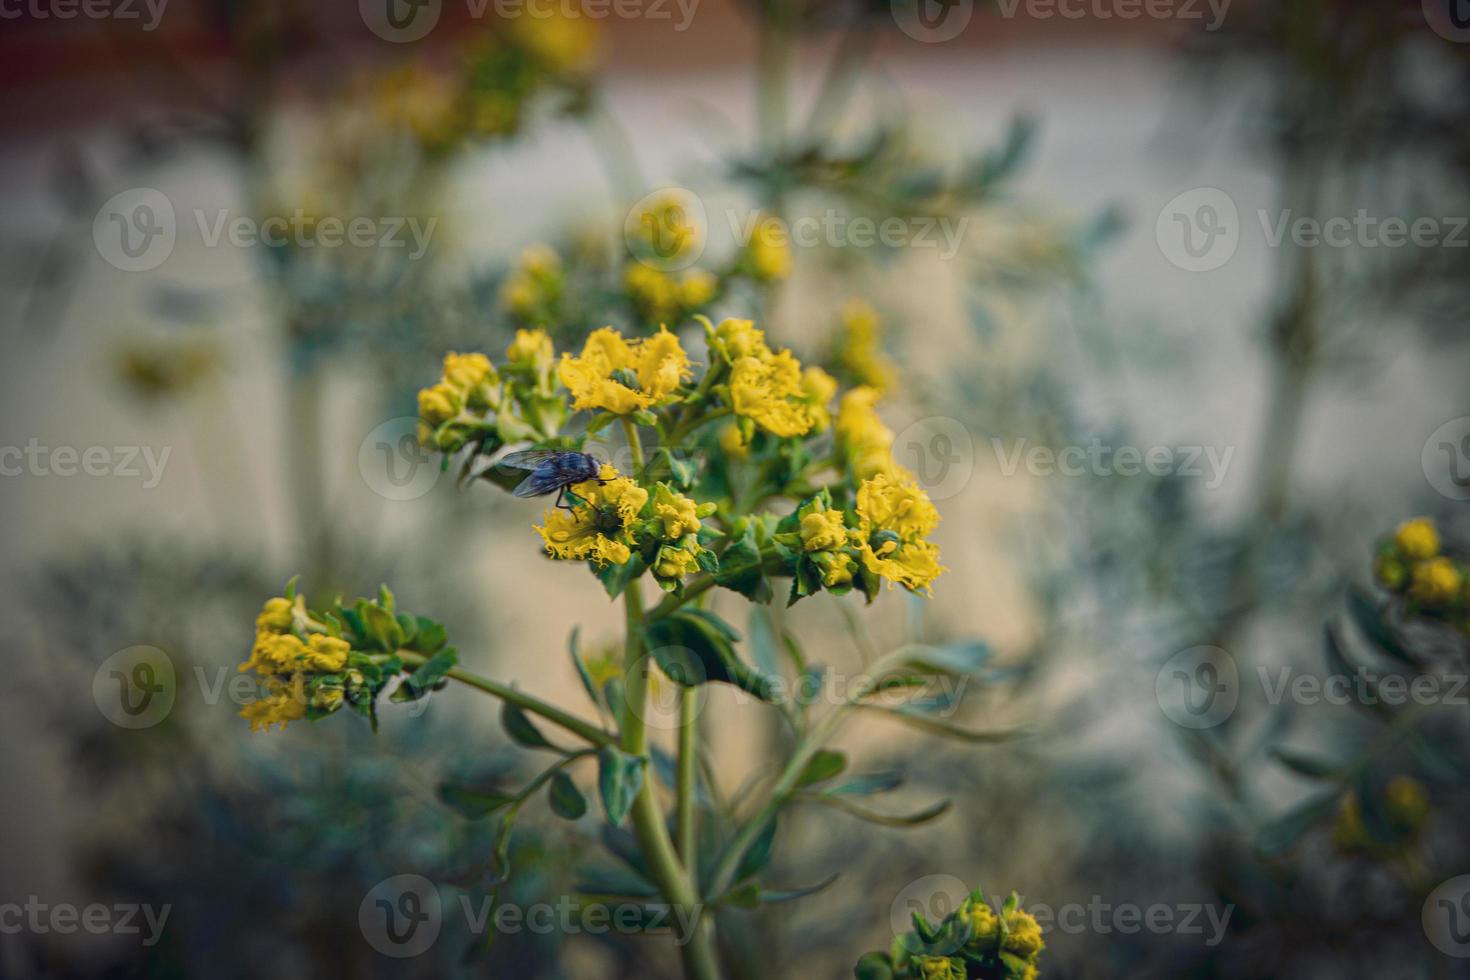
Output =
[{"x1": 499, "y1": 450, "x2": 605, "y2": 509}]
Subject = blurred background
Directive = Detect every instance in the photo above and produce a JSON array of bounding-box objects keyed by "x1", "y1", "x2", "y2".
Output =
[{"x1": 1, "y1": 0, "x2": 1469, "y2": 976}]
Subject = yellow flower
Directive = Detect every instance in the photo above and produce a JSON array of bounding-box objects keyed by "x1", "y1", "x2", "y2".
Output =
[
  {"x1": 509, "y1": 9, "x2": 600, "y2": 76},
  {"x1": 629, "y1": 191, "x2": 702, "y2": 264},
  {"x1": 710, "y1": 318, "x2": 769, "y2": 363},
  {"x1": 836, "y1": 299, "x2": 897, "y2": 392},
  {"x1": 418, "y1": 382, "x2": 463, "y2": 427},
  {"x1": 719, "y1": 422, "x2": 750, "y2": 459},
  {"x1": 501, "y1": 245, "x2": 563, "y2": 320},
  {"x1": 374, "y1": 62, "x2": 461, "y2": 150},
  {"x1": 654, "y1": 544, "x2": 701, "y2": 580},
  {"x1": 801, "y1": 366, "x2": 838, "y2": 432},
  {"x1": 1374, "y1": 553, "x2": 1408, "y2": 592},
  {"x1": 812, "y1": 550, "x2": 855, "y2": 587},
  {"x1": 519, "y1": 244, "x2": 560, "y2": 278},
  {"x1": 679, "y1": 269, "x2": 717, "y2": 308},
  {"x1": 1385, "y1": 775, "x2": 1430, "y2": 833},
  {"x1": 745, "y1": 214, "x2": 792, "y2": 281},
  {"x1": 312, "y1": 685, "x2": 345, "y2": 712},
  {"x1": 443, "y1": 351, "x2": 495, "y2": 391},
  {"x1": 836, "y1": 386, "x2": 903, "y2": 479},
  {"x1": 241, "y1": 631, "x2": 350, "y2": 677},
  {"x1": 1394, "y1": 518, "x2": 1440, "y2": 560},
  {"x1": 255, "y1": 596, "x2": 297, "y2": 633},
  {"x1": 729, "y1": 350, "x2": 814, "y2": 438},
  {"x1": 240, "y1": 675, "x2": 307, "y2": 733},
  {"x1": 559, "y1": 326, "x2": 691, "y2": 415},
  {"x1": 1002, "y1": 909, "x2": 1045, "y2": 959},
  {"x1": 626, "y1": 264, "x2": 681, "y2": 324},
  {"x1": 302, "y1": 634, "x2": 351, "y2": 673},
  {"x1": 799, "y1": 504, "x2": 848, "y2": 553},
  {"x1": 966, "y1": 898, "x2": 999, "y2": 943},
  {"x1": 915, "y1": 956, "x2": 964, "y2": 980},
  {"x1": 1410, "y1": 556, "x2": 1462, "y2": 608},
  {"x1": 534, "y1": 465, "x2": 648, "y2": 567},
  {"x1": 507, "y1": 327, "x2": 555, "y2": 376},
  {"x1": 855, "y1": 474, "x2": 945, "y2": 595},
  {"x1": 653, "y1": 485, "x2": 701, "y2": 540}
]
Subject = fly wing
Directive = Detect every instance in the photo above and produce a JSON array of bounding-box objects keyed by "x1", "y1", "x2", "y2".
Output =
[
  {"x1": 512, "y1": 465, "x2": 570, "y2": 498},
  {"x1": 498, "y1": 449, "x2": 563, "y2": 471}
]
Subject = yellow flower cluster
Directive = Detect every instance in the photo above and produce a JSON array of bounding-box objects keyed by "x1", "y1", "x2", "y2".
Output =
[
  {"x1": 1375, "y1": 517, "x2": 1468, "y2": 614},
  {"x1": 625, "y1": 264, "x2": 717, "y2": 326},
  {"x1": 855, "y1": 474, "x2": 946, "y2": 595},
  {"x1": 834, "y1": 300, "x2": 897, "y2": 393},
  {"x1": 239, "y1": 595, "x2": 352, "y2": 732},
  {"x1": 836, "y1": 386, "x2": 904, "y2": 480},
  {"x1": 536, "y1": 464, "x2": 647, "y2": 567},
  {"x1": 418, "y1": 351, "x2": 501, "y2": 446},
  {"x1": 797, "y1": 499, "x2": 856, "y2": 588},
  {"x1": 965, "y1": 896, "x2": 1044, "y2": 980},
  {"x1": 713, "y1": 319, "x2": 832, "y2": 439},
  {"x1": 559, "y1": 326, "x2": 692, "y2": 415},
  {"x1": 501, "y1": 244, "x2": 564, "y2": 323},
  {"x1": 1333, "y1": 776, "x2": 1431, "y2": 856}
]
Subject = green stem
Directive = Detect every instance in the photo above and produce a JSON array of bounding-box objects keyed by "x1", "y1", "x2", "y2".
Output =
[
  {"x1": 622, "y1": 417, "x2": 647, "y2": 479},
  {"x1": 620, "y1": 579, "x2": 723, "y2": 980},
  {"x1": 396, "y1": 650, "x2": 612, "y2": 747},
  {"x1": 677, "y1": 685, "x2": 700, "y2": 868}
]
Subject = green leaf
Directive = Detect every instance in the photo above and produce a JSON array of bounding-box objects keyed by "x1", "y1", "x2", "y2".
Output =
[
  {"x1": 732, "y1": 817, "x2": 777, "y2": 884},
  {"x1": 713, "y1": 522, "x2": 772, "y2": 603},
  {"x1": 597, "y1": 746, "x2": 646, "y2": 827},
  {"x1": 853, "y1": 952, "x2": 895, "y2": 980},
  {"x1": 748, "y1": 609, "x2": 781, "y2": 678},
  {"x1": 902, "y1": 641, "x2": 993, "y2": 676},
  {"x1": 644, "y1": 612, "x2": 777, "y2": 701},
  {"x1": 596, "y1": 554, "x2": 647, "y2": 599},
  {"x1": 823, "y1": 772, "x2": 904, "y2": 797},
  {"x1": 359, "y1": 600, "x2": 405, "y2": 652},
  {"x1": 759, "y1": 873, "x2": 841, "y2": 904},
  {"x1": 857, "y1": 704, "x2": 1023, "y2": 743},
  {"x1": 1269, "y1": 746, "x2": 1342, "y2": 781},
  {"x1": 568, "y1": 626, "x2": 602, "y2": 711},
  {"x1": 549, "y1": 771, "x2": 588, "y2": 820},
  {"x1": 439, "y1": 783, "x2": 517, "y2": 819},
  {"x1": 1345, "y1": 587, "x2": 1414, "y2": 664},
  {"x1": 810, "y1": 795, "x2": 952, "y2": 828},
  {"x1": 406, "y1": 616, "x2": 448, "y2": 655},
  {"x1": 796, "y1": 750, "x2": 847, "y2": 788},
  {"x1": 391, "y1": 646, "x2": 458, "y2": 702},
  {"x1": 585, "y1": 412, "x2": 618, "y2": 436},
  {"x1": 502, "y1": 701, "x2": 556, "y2": 750}
]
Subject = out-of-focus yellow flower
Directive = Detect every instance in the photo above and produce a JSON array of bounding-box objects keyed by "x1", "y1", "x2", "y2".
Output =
[
  {"x1": 800, "y1": 366, "x2": 838, "y2": 432},
  {"x1": 836, "y1": 386, "x2": 902, "y2": 479},
  {"x1": 679, "y1": 269, "x2": 717, "y2": 308},
  {"x1": 1334, "y1": 776, "x2": 1431, "y2": 855},
  {"x1": 835, "y1": 299, "x2": 896, "y2": 393},
  {"x1": 508, "y1": 328, "x2": 555, "y2": 374},
  {"x1": 375, "y1": 62, "x2": 462, "y2": 150},
  {"x1": 1410, "y1": 556, "x2": 1463, "y2": 608},
  {"x1": 255, "y1": 596, "x2": 298, "y2": 633},
  {"x1": 855, "y1": 474, "x2": 944, "y2": 594},
  {"x1": 629, "y1": 191, "x2": 702, "y2": 265},
  {"x1": 418, "y1": 382, "x2": 463, "y2": 426},
  {"x1": 443, "y1": 352, "x2": 497, "y2": 401},
  {"x1": 534, "y1": 465, "x2": 648, "y2": 566},
  {"x1": 626, "y1": 264, "x2": 681, "y2": 324},
  {"x1": 1374, "y1": 553, "x2": 1408, "y2": 592},
  {"x1": 1002, "y1": 909, "x2": 1045, "y2": 959},
  {"x1": 1395, "y1": 518, "x2": 1440, "y2": 560},
  {"x1": 719, "y1": 422, "x2": 749, "y2": 459},
  {"x1": 559, "y1": 326, "x2": 691, "y2": 415},
  {"x1": 744, "y1": 214, "x2": 792, "y2": 281},
  {"x1": 508, "y1": 9, "x2": 601, "y2": 75},
  {"x1": 501, "y1": 244, "x2": 564, "y2": 321},
  {"x1": 710, "y1": 318, "x2": 769, "y2": 364},
  {"x1": 966, "y1": 897, "x2": 999, "y2": 943},
  {"x1": 729, "y1": 350, "x2": 815, "y2": 438}
]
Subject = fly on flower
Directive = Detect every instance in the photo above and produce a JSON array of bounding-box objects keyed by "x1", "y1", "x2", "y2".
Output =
[{"x1": 499, "y1": 449, "x2": 605, "y2": 509}]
